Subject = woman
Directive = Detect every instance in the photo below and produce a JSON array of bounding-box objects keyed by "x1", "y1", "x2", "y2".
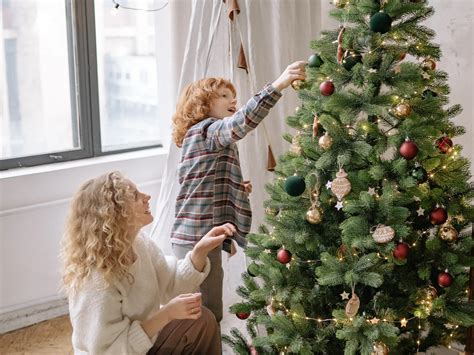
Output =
[{"x1": 61, "y1": 171, "x2": 234, "y2": 354}]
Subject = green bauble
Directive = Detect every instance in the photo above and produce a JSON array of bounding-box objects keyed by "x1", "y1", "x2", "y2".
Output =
[
  {"x1": 284, "y1": 175, "x2": 306, "y2": 197},
  {"x1": 370, "y1": 12, "x2": 392, "y2": 34},
  {"x1": 410, "y1": 166, "x2": 428, "y2": 183},
  {"x1": 247, "y1": 263, "x2": 258, "y2": 277},
  {"x1": 342, "y1": 51, "x2": 362, "y2": 71},
  {"x1": 308, "y1": 53, "x2": 324, "y2": 68},
  {"x1": 422, "y1": 89, "x2": 438, "y2": 99}
]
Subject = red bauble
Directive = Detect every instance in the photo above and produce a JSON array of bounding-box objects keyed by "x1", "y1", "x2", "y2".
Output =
[
  {"x1": 399, "y1": 139, "x2": 418, "y2": 160},
  {"x1": 320, "y1": 80, "x2": 335, "y2": 96},
  {"x1": 430, "y1": 207, "x2": 448, "y2": 225},
  {"x1": 436, "y1": 136, "x2": 453, "y2": 153},
  {"x1": 438, "y1": 271, "x2": 453, "y2": 287},
  {"x1": 393, "y1": 243, "x2": 410, "y2": 260},
  {"x1": 236, "y1": 312, "x2": 250, "y2": 320},
  {"x1": 277, "y1": 249, "x2": 292, "y2": 264}
]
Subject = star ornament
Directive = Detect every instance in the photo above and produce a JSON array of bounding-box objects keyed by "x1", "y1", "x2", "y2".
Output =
[
  {"x1": 400, "y1": 318, "x2": 408, "y2": 327},
  {"x1": 422, "y1": 72, "x2": 431, "y2": 79},
  {"x1": 326, "y1": 181, "x2": 333, "y2": 189},
  {"x1": 417, "y1": 207, "x2": 425, "y2": 216},
  {"x1": 340, "y1": 291, "x2": 350, "y2": 300},
  {"x1": 368, "y1": 187, "x2": 377, "y2": 196},
  {"x1": 335, "y1": 201, "x2": 344, "y2": 210},
  {"x1": 413, "y1": 196, "x2": 421, "y2": 202},
  {"x1": 369, "y1": 317, "x2": 380, "y2": 324}
]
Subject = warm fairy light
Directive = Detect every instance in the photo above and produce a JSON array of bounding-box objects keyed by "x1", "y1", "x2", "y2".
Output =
[{"x1": 303, "y1": 124, "x2": 309, "y2": 129}]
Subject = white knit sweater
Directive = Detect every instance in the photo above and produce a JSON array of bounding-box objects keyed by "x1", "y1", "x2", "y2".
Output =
[{"x1": 68, "y1": 234, "x2": 211, "y2": 355}]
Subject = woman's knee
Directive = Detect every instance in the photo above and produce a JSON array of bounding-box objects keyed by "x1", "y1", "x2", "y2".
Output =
[{"x1": 198, "y1": 306, "x2": 219, "y2": 334}]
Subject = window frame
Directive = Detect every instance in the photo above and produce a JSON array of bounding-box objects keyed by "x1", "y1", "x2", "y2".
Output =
[{"x1": 0, "y1": 0, "x2": 162, "y2": 171}]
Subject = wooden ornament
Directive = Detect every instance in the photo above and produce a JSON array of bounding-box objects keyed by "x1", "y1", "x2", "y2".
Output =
[
  {"x1": 331, "y1": 168, "x2": 351, "y2": 201},
  {"x1": 337, "y1": 26, "x2": 346, "y2": 64},
  {"x1": 345, "y1": 293, "x2": 360, "y2": 317},
  {"x1": 372, "y1": 224, "x2": 395, "y2": 244},
  {"x1": 312, "y1": 114, "x2": 319, "y2": 138}
]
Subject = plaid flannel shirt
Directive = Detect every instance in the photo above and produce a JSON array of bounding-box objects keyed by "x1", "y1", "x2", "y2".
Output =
[{"x1": 171, "y1": 84, "x2": 282, "y2": 247}]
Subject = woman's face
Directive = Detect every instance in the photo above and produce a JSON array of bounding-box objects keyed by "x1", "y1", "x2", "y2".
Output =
[{"x1": 125, "y1": 180, "x2": 153, "y2": 230}]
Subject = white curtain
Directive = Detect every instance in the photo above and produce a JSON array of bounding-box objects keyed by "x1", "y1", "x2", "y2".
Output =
[{"x1": 151, "y1": 0, "x2": 321, "y2": 336}]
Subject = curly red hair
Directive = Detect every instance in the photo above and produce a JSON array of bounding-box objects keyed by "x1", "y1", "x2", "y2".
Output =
[{"x1": 172, "y1": 78, "x2": 236, "y2": 147}]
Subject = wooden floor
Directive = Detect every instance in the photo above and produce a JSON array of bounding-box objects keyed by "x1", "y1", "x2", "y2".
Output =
[{"x1": 0, "y1": 316, "x2": 73, "y2": 355}]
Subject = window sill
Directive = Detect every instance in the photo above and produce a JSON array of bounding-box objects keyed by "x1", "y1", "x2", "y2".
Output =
[{"x1": 0, "y1": 147, "x2": 168, "y2": 179}]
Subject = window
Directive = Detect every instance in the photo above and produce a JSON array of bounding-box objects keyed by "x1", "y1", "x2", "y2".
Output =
[{"x1": 0, "y1": 0, "x2": 170, "y2": 170}]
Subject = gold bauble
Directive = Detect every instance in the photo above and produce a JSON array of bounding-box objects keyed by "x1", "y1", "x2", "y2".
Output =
[
  {"x1": 290, "y1": 134, "x2": 302, "y2": 155},
  {"x1": 318, "y1": 132, "x2": 333, "y2": 150},
  {"x1": 306, "y1": 206, "x2": 323, "y2": 224},
  {"x1": 372, "y1": 224, "x2": 395, "y2": 244},
  {"x1": 265, "y1": 207, "x2": 278, "y2": 216},
  {"x1": 422, "y1": 58, "x2": 436, "y2": 71},
  {"x1": 424, "y1": 285, "x2": 438, "y2": 301},
  {"x1": 333, "y1": 0, "x2": 348, "y2": 8},
  {"x1": 345, "y1": 293, "x2": 360, "y2": 317},
  {"x1": 289, "y1": 143, "x2": 302, "y2": 155},
  {"x1": 394, "y1": 103, "x2": 412, "y2": 117},
  {"x1": 291, "y1": 79, "x2": 304, "y2": 90},
  {"x1": 439, "y1": 224, "x2": 458, "y2": 243},
  {"x1": 331, "y1": 168, "x2": 351, "y2": 200},
  {"x1": 371, "y1": 342, "x2": 389, "y2": 355}
]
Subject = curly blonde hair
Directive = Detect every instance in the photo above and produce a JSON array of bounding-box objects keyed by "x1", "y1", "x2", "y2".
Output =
[
  {"x1": 61, "y1": 171, "x2": 136, "y2": 294},
  {"x1": 172, "y1": 77, "x2": 236, "y2": 147}
]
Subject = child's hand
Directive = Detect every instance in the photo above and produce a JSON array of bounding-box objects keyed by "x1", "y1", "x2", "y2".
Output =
[
  {"x1": 243, "y1": 180, "x2": 252, "y2": 195},
  {"x1": 272, "y1": 61, "x2": 307, "y2": 92}
]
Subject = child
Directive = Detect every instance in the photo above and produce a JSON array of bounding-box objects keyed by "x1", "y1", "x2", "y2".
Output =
[
  {"x1": 61, "y1": 171, "x2": 236, "y2": 354},
  {"x1": 170, "y1": 61, "x2": 307, "y2": 322}
]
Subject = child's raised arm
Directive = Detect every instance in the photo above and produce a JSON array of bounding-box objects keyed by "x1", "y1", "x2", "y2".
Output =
[{"x1": 203, "y1": 61, "x2": 307, "y2": 151}]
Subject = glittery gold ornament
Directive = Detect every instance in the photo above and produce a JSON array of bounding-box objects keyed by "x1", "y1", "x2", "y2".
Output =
[
  {"x1": 424, "y1": 285, "x2": 438, "y2": 300},
  {"x1": 345, "y1": 293, "x2": 360, "y2": 317},
  {"x1": 265, "y1": 207, "x2": 278, "y2": 216},
  {"x1": 306, "y1": 206, "x2": 323, "y2": 224},
  {"x1": 372, "y1": 224, "x2": 395, "y2": 244},
  {"x1": 333, "y1": 0, "x2": 348, "y2": 8},
  {"x1": 331, "y1": 168, "x2": 351, "y2": 200},
  {"x1": 318, "y1": 132, "x2": 333, "y2": 150},
  {"x1": 371, "y1": 342, "x2": 389, "y2": 355},
  {"x1": 291, "y1": 79, "x2": 304, "y2": 90},
  {"x1": 394, "y1": 103, "x2": 412, "y2": 117},
  {"x1": 289, "y1": 134, "x2": 302, "y2": 155},
  {"x1": 422, "y1": 58, "x2": 436, "y2": 71},
  {"x1": 439, "y1": 224, "x2": 458, "y2": 243}
]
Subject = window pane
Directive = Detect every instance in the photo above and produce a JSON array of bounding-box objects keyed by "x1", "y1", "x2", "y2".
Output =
[
  {"x1": 94, "y1": 0, "x2": 163, "y2": 152},
  {"x1": 0, "y1": 0, "x2": 79, "y2": 160}
]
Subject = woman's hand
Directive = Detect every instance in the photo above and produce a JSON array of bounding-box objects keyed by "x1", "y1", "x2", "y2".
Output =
[
  {"x1": 272, "y1": 61, "x2": 307, "y2": 92},
  {"x1": 163, "y1": 293, "x2": 203, "y2": 320},
  {"x1": 191, "y1": 223, "x2": 236, "y2": 271},
  {"x1": 141, "y1": 293, "x2": 202, "y2": 337}
]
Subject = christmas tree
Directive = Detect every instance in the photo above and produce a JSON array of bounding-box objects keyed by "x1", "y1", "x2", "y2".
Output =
[{"x1": 224, "y1": 0, "x2": 474, "y2": 354}]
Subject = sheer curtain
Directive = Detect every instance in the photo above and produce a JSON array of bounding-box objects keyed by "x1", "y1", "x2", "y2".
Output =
[{"x1": 151, "y1": 0, "x2": 321, "y2": 335}]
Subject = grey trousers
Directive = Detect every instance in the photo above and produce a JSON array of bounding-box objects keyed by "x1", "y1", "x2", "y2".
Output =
[
  {"x1": 147, "y1": 306, "x2": 221, "y2": 355},
  {"x1": 172, "y1": 244, "x2": 224, "y2": 323}
]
